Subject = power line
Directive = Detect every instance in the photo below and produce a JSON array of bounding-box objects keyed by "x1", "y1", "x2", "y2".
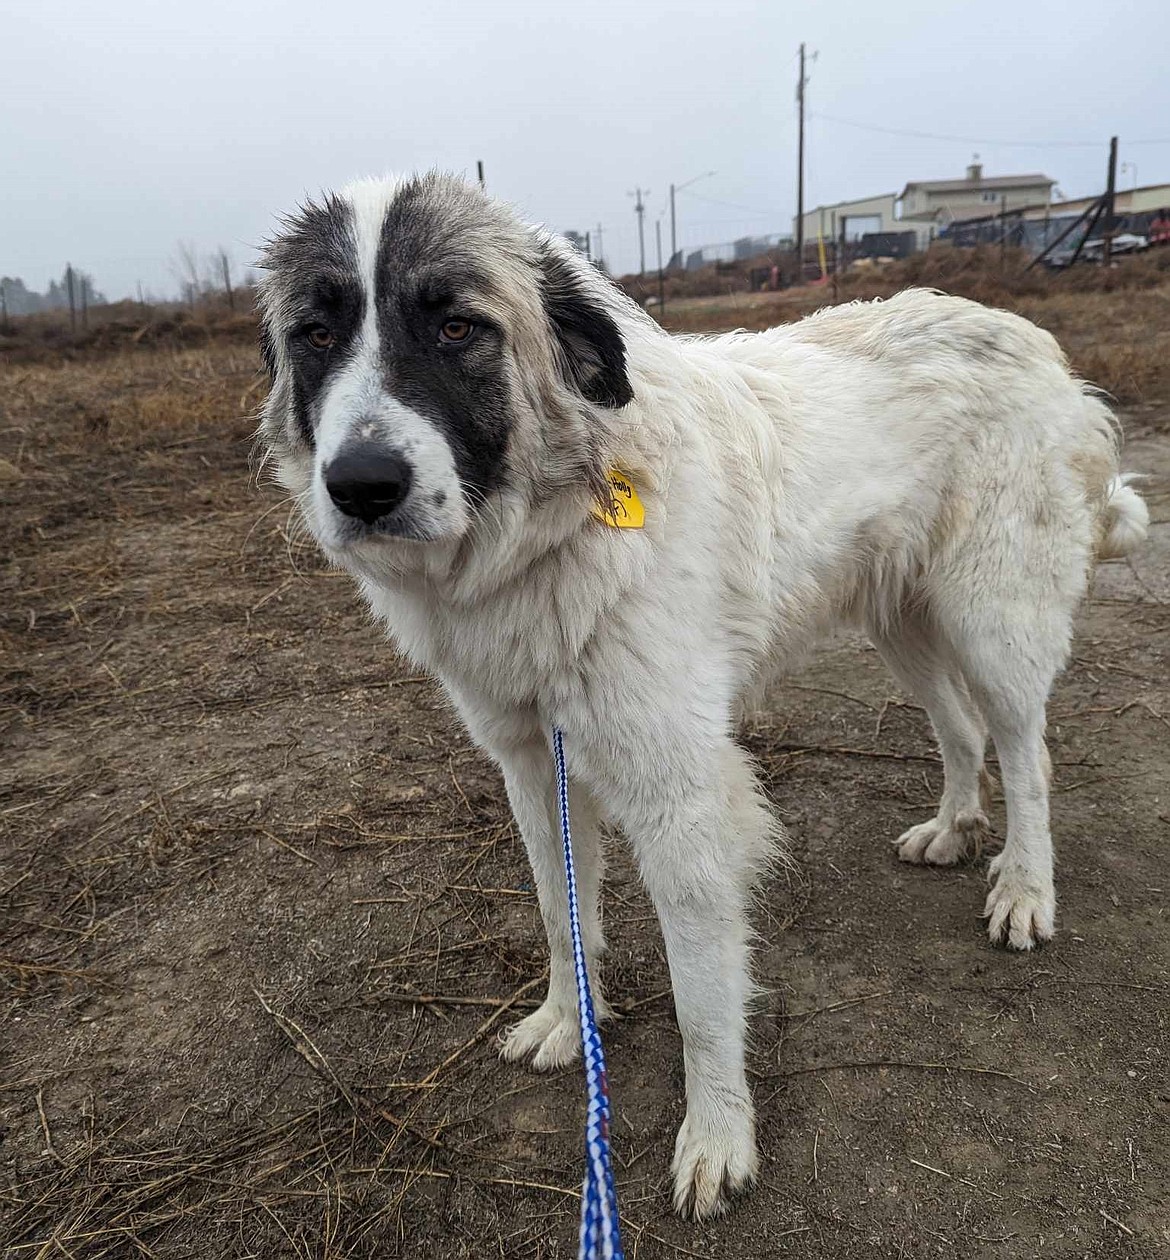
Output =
[
  {"x1": 679, "y1": 216, "x2": 780, "y2": 227},
  {"x1": 810, "y1": 112, "x2": 1106, "y2": 149},
  {"x1": 682, "y1": 190, "x2": 778, "y2": 217}
]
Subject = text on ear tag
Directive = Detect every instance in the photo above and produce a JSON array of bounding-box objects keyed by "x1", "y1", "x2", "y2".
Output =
[{"x1": 590, "y1": 468, "x2": 645, "y2": 529}]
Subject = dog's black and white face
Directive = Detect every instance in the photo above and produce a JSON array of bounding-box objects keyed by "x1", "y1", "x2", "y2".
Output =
[{"x1": 257, "y1": 173, "x2": 633, "y2": 563}]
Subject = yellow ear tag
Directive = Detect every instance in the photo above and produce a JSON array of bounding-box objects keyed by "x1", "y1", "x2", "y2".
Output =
[{"x1": 590, "y1": 468, "x2": 645, "y2": 529}]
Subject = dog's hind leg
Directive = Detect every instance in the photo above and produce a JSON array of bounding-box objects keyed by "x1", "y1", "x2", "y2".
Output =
[
  {"x1": 927, "y1": 515, "x2": 1087, "y2": 949},
  {"x1": 978, "y1": 703, "x2": 1055, "y2": 951},
  {"x1": 495, "y1": 739, "x2": 610, "y2": 1071},
  {"x1": 945, "y1": 612, "x2": 1066, "y2": 951},
  {"x1": 871, "y1": 615, "x2": 991, "y2": 866}
]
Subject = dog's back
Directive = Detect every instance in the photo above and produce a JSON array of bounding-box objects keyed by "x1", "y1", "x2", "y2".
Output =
[{"x1": 728, "y1": 289, "x2": 1147, "y2": 594}]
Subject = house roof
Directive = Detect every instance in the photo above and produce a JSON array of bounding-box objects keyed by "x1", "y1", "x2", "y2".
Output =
[
  {"x1": 900, "y1": 174, "x2": 1055, "y2": 197},
  {"x1": 1046, "y1": 182, "x2": 1170, "y2": 213},
  {"x1": 801, "y1": 192, "x2": 898, "y2": 216}
]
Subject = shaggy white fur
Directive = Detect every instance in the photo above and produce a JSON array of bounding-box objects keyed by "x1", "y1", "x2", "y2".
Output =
[{"x1": 259, "y1": 176, "x2": 1149, "y2": 1221}]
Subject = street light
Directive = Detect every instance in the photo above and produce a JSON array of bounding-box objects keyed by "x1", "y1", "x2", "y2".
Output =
[{"x1": 669, "y1": 170, "x2": 716, "y2": 268}]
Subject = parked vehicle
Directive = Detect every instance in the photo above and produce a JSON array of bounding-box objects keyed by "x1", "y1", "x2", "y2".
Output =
[
  {"x1": 1080, "y1": 232, "x2": 1148, "y2": 260},
  {"x1": 1045, "y1": 231, "x2": 1149, "y2": 268}
]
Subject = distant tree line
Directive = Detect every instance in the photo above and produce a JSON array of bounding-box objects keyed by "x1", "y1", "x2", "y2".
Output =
[
  {"x1": 1, "y1": 247, "x2": 254, "y2": 326},
  {"x1": 170, "y1": 243, "x2": 250, "y2": 311},
  {"x1": 1, "y1": 268, "x2": 107, "y2": 317}
]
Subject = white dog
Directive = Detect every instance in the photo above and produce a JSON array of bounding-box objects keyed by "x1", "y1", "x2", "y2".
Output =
[{"x1": 256, "y1": 173, "x2": 1148, "y2": 1220}]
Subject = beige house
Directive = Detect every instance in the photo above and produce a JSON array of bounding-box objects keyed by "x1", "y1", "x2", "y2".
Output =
[
  {"x1": 795, "y1": 193, "x2": 899, "y2": 245},
  {"x1": 1038, "y1": 183, "x2": 1170, "y2": 219},
  {"x1": 898, "y1": 163, "x2": 1056, "y2": 245}
]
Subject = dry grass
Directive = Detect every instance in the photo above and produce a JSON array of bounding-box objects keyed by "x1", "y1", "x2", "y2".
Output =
[
  {"x1": 2, "y1": 343, "x2": 265, "y2": 540},
  {"x1": 0, "y1": 298, "x2": 259, "y2": 364}
]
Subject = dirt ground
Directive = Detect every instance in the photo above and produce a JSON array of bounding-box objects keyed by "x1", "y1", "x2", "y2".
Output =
[{"x1": 2, "y1": 321, "x2": 1168, "y2": 1259}]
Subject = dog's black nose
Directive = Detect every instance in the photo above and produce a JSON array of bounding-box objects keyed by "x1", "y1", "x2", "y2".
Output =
[{"x1": 324, "y1": 446, "x2": 413, "y2": 524}]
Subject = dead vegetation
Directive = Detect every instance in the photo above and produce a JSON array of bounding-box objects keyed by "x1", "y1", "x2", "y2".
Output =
[
  {"x1": 0, "y1": 298, "x2": 259, "y2": 365},
  {"x1": 1, "y1": 285, "x2": 1168, "y2": 1256}
]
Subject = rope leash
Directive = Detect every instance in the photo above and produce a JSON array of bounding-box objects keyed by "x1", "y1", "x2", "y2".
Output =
[{"x1": 552, "y1": 728, "x2": 624, "y2": 1260}]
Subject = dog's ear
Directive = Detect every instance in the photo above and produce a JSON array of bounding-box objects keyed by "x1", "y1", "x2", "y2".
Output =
[{"x1": 540, "y1": 249, "x2": 633, "y2": 408}]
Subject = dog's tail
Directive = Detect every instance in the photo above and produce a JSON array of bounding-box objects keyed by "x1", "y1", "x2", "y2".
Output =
[{"x1": 1098, "y1": 474, "x2": 1150, "y2": 561}]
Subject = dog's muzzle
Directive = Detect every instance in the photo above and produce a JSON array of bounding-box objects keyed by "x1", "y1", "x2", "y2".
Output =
[{"x1": 323, "y1": 443, "x2": 414, "y2": 525}]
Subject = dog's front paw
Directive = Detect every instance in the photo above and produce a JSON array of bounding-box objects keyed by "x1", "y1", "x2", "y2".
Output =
[
  {"x1": 984, "y1": 855, "x2": 1055, "y2": 950},
  {"x1": 499, "y1": 996, "x2": 607, "y2": 1072},
  {"x1": 895, "y1": 810, "x2": 988, "y2": 866},
  {"x1": 671, "y1": 1101, "x2": 757, "y2": 1221}
]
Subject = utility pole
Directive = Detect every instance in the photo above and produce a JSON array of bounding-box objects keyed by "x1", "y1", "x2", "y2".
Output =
[
  {"x1": 66, "y1": 264, "x2": 76, "y2": 333},
  {"x1": 1000, "y1": 193, "x2": 1008, "y2": 270},
  {"x1": 594, "y1": 222, "x2": 605, "y2": 271},
  {"x1": 630, "y1": 188, "x2": 648, "y2": 275},
  {"x1": 670, "y1": 184, "x2": 677, "y2": 265},
  {"x1": 220, "y1": 250, "x2": 235, "y2": 310},
  {"x1": 655, "y1": 219, "x2": 665, "y2": 314},
  {"x1": 1103, "y1": 135, "x2": 1118, "y2": 268},
  {"x1": 80, "y1": 273, "x2": 88, "y2": 330},
  {"x1": 669, "y1": 171, "x2": 715, "y2": 270},
  {"x1": 837, "y1": 215, "x2": 847, "y2": 298},
  {"x1": 830, "y1": 211, "x2": 838, "y2": 303},
  {"x1": 795, "y1": 42, "x2": 807, "y2": 282},
  {"x1": 477, "y1": 160, "x2": 485, "y2": 190}
]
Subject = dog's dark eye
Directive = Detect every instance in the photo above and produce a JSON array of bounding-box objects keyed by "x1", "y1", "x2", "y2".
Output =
[
  {"x1": 305, "y1": 325, "x2": 334, "y2": 350},
  {"x1": 439, "y1": 318, "x2": 475, "y2": 345}
]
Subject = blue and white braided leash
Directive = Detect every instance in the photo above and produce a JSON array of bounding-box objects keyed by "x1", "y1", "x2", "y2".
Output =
[{"x1": 552, "y1": 728, "x2": 625, "y2": 1260}]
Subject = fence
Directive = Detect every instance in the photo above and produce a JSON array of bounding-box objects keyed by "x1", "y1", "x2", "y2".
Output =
[{"x1": 943, "y1": 204, "x2": 1170, "y2": 262}]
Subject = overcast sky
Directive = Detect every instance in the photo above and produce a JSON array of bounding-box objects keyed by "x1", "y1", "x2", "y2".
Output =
[{"x1": 5, "y1": 0, "x2": 1169, "y2": 299}]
